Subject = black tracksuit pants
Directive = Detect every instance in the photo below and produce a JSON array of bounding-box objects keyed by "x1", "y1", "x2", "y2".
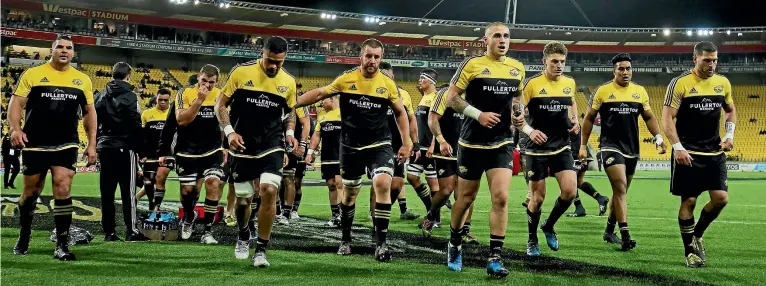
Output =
[{"x1": 99, "y1": 148, "x2": 140, "y2": 235}]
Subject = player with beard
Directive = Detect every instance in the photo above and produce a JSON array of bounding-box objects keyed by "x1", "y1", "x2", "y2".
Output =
[
  {"x1": 422, "y1": 84, "x2": 479, "y2": 244},
  {"x1": 11, "y1": 35, "x2": 98, "y2": 260},
  {"x1": 169, "y1": 64, "x2": 225, "y2": 245},
  {"x1": 306, "y1": 96, "x2": 343, "y2": 227},
  {"x1": 218, "y1": 37, "x2": 297, "y2": 267},
  {"x1": 136, "y1": 89, "x2": 172, "y2": 212},
  {"x1": 662, "y1": 42, "x2": 735, "y2": 267},
  {"x1": 295, "y1": 38, "x2": 412, "y2": 262},
  {"x1": 443, "y1": 23, "x2": 525, "y2": 277}
]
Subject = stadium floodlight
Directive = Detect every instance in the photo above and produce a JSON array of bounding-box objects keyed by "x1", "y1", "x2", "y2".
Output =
[
  {"x1": 651, "y1": 33, "x2": 656, "y2": 37},
  {"x1": 331, "y1": 14, "x2": 337, "y2": 19},
  {"x1": 380, "y1": 21, "x2": 386, "y2": 25},
  {"x1": 686, "y1": 30, "x2": 693, "y2": 36},
  {"x1": 428, "y1": 22, "x2": 433, "y2": 26},
  {"x1": 663, "y1": 29, "x2": 670, "y2": 36},
  {"x1": 321, "y1": 13, "x2": 326, "y2": 19},
  {"x1": 219, "y1": 2, "x2": 224, "y2": 8},
  {"x1": 375, "y1": 18, "x2": 380, "y2": 23},
  {"x1": 364, "y1": 17, "x2": 370, "y2": 23},
  {"x1": 474, "y1": 27, "x2": 480, "y2": 31},
  {"x1": 696, "y1": 30, "x2": 704, "y2": 36},
  {"x1": 194, "y1": 0, "x2": 199, "y2": 4},
  {"x1": 737, "y1": 32, "x2": 743, "y2": 36},
  {"x1": 225, "y1": 3, "x2": 230, "y2": 8},
  {"x1": 726, "y1": 30, "x2": 731, "y2": 35},
  {"x1": 418, "y1": 21, "x2": 423, "y2": 26}
]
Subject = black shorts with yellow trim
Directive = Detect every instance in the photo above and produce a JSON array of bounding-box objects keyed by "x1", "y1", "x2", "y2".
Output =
[
  {"x1": 670, "y1": 151, "x2": 728, "y2": 198},
  {"x1": 229, "y1": 148, "x2": 285, "y2": 183},
  {"x1": 523, "y1": 147, "x2": 575, "y2": 181},
  {"x1": 285, "y1": 152, "x2": 308, "y2": 178},
  {"x1": 433, "y1": 156, "x2": 458, "y2": 179},
  {"x1": 340, "y1": 143, "x2": 395, "y2": 181},
  {"x1": 175, "y1": 149, "x2": 225, "y2": 185},
  {"x1": 320, "y1": 161, "x2": 340, "y2": 180},
  {"x1": 22, "y1": 147, "x2": 78, "y2": 175},
  {"x1": 407, "y1": 149, "x2": 436, "y2": 178},
  {"x1": 600, "y1": 149, "x2": 639, "y2": 176},
  {"x1": 457, "y1": 142, "x2": 514, "y2": 181}
]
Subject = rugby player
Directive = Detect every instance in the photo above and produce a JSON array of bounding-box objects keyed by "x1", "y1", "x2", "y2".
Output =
[
  {"x1": 216, "y1": 36, "x2": 297, "y2": 267},
  {"x1": 662, "y1": 42, "x2": 735, "y2": 267},
  {"x1": 171, "y1": 64, "x2": 225, "y2": 245},
  {"x1": 407, "y1": 70, "x2": 441, "y2": 223},
  {"x1": 10, "y1": 35, "x2": 97, "y2": 260},
  {"x1": 281, "y1": 104, "x2": 311, "y2": 222},
  {"x1": 443, "y1": 22, "x2": 525, "y2": 277},
  {"x1": 567, "y1": 114, "x2": 609, "y2": 218},
  {"x1": 514, "y1": 41, "x2": 578, "y2": 257},
  {"x1": 423, "y1": 84, "x2": 478, "y2": 243},
  {"x1": 295, "y1": 38, "x2": 412, "y2": 262},
  {"x1": 137, "y1": 88, "x2": 171, "y2": 212},
  {"x1": 581, "y1": 53, "x2": 666, "y2": 250},
  {"x1": 306, "y1": 96, "x2": 343, "y2": 227}
]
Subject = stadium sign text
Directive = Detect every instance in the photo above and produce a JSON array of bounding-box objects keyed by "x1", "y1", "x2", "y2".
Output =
[
  {"x1": 428, "y1": 61, "x2": 461, "y2": 69},
  {"x1": 388, "y1": 59, "x2": 427, "y2": 67},
  {"x1": 427, "y1": 39, "x2": 485, "y2": 48},
  {"x1": 574, "y1": 67, "x2": 665, "y2": 73},
  {"x1": 526, "y1": 65, "x2": 571, "y2": 73},
  {"x1": 325, "y1": 56, "x2": 360, "y2": 65},
  {"x1": 42, "y1": 4, "x2": 88, "y2": 17}
]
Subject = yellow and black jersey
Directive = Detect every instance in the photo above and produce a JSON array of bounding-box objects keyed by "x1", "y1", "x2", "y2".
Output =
[
  {"x1": 664, "y1": 71, "x2": 733, "y2": 155},
  {"x1": 590, "y1": 81, "x2": 651, "y2": 158},
  {"x1": 522, "y1": 72, "x2": 576, "y2": 155},
  {"x1": 222, "y1": 60, "x2": 297, "y2": 158},
  {"x1": 387, "y1": 86, "x2": 415, "y2": 149},
  {"x1": 174, "y1": 84, "x2": 223, "y2": 157},
  {"x1": 13, "y1": 63, "x2": 93, "y2": 151},
  {"x1": 451, "y1": 54, "x2": 525, "y2": 149},
  {"x1": 315, "y1": 108, "x2": 342, "y2": 163},
  {"x1": 141, "y1": 106, "x2": 169, "y2": 159},
  {"x1": 430, "y1": 87, "x2": 464, "y2": 160},
  {"x1": 294, "y1": 106, "x2": 311, "y2": 141},
  {"x1": 325, "y1": 67, "x2": 400, "y2": 149},
  {"x1": 415, "y1": 90, "x2": 437, "y2": 150}
]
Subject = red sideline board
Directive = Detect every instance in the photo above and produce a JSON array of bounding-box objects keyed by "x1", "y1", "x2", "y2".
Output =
[{"x1": 178, "y1": 205, "x2": 225, "y2": 224}]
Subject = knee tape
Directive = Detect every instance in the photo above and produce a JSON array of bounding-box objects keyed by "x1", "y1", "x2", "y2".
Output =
[
  {"x1": 203, "y1": 168, "x2": 225, "y2": 182},
  {"x1": 260, "y1": 173, "x2": 282, "y2": 189},
  {"x1": 372, "y1": 167, "x2": 393, "y2": 180},
  {"x1": 179, "y1": 175, "x2": 198, "y2": 186},
  {"x1": 342, "y1": 178, "x2": 362, "y2": 188},
  {"x1": 407, "y1": 163, "x2": 424, "y2": 177},
  {"x1": 234, "y1": 182, "x2": 255, "y2": 198}
]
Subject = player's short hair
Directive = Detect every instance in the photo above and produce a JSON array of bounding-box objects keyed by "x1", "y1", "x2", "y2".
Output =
[
  {"x1": 157, "y1": 88, "x2": 171, "y2": 96},
  {"x1": 361, "y1": 38, "x2": 384, "y2": 54},
  {"x1": 379, "y1": 62, "x2": 393, "y2": 70},
  {"x1": 264, "y1": 36, "x2": 288, "y2": 54},
  {"x1": 543, "y1": 41, "x2": 568, "y2": 57},
  {"x1": 694, "y1": 41, "x2": 718, "y2": 55},
  {"x1": 484, "y1": 22, "x2": 508, "y2": 34},
  {"x1": 199, "y1": 64, "x2": 220, "y2": 78},
  {"x1": 112, "y1": 62, "x2": 132, "y2": 80},
  {"x1": 611, "y1": 53, "x2": 632, "y2": 65},
  {"x1": 55, "y1": 35, "x2": 73, "y2": 42}
]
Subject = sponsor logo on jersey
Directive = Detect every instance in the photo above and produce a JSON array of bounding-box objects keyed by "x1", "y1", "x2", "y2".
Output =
[
  {"x1": 40, "y1": 77, "x2": 50, "y2": 83},
  {"x1": 690, "y1": 97, "x2": 722, "y2": 111},
  {"x1": 539, "y1": 88, "x2": 547, "y2": 95},
  {"x1": 481, "y1": 68, "x2": 491, "y2": 75},
  {"x1": 540, "y1": 99, "x2": 569, "y2": 112},
  {"x1": 245, "y1": 94, "x2": 280, "y2": 108},
  {"x1": 609, "y1": 94, "x2": 616, "y2": 99},
  {"x1": 349, "y1": 84, "x2": 357, "y2": 91},
  {"x1": 482, "y1": 80, "x2": 518, "y2": 94},
  {"x1": 689, "y1": 87, "x2": 698, "y2": 94},
  {"x1": 609, "y1": 103, "x2": 639, "y2": 114},
  {"x1": 41, "y1": 88, "x2": 78, "y2": 101},
  {"x1": 244, "y1": 80, "x2": 254, "y2": 87},
  {"x1": 349, "y1": 96, "x2": 382, "y2": 109}
]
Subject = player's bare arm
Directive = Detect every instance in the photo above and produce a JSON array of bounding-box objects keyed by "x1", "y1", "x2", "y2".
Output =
[
  {"x1": 177, "y1": 89, "x2": 207, "y2": 126},
  {"x1": 82, "y1": 103, "x2": 98, "y2": 165},
  {"x1": 722, "y1": 102, "x2": 737, "y2": 151},
  {"x1": 428, "y1": 110, "x2": 451, "y2": 156},
  {"x1": 306, "y1": 127, "x2": 322, "y2": 165},
  {"x1": 7, "y1": 96, "x2": 28, "y2": 148},
  {"x1": 662, "y1": 106, "x2": 691, "y2": 166},
  {"x1": 641, "y1": 109, "x2": 667, "y2": 154},
  {"x1": 446, "y1": 84, "x2": 500, "y2": 129},
  {"x1": 569, "y1": 100, "x2": 580, "y2": 134},
  {"x1": 296, "y1": 114, "x2": 311, "y2": 156},
  {"x1": 392, "y1": 100, "x2": 412, "y2": 164},
  {"x1": 580, "y1": 107, "x2": 599, "y2": 160},
  {"x1": 216, "y1": 94, "x2": 244, "y2": 151},
  {"x1": 295, "y1": 87, "x2": 331, "y2": 108},
  {"x1": 284, "y1": 110, "x2": 298, "y2": 149}
]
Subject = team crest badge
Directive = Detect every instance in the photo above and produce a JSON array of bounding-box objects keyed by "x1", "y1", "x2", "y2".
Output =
[
  {"x1": 340, "y1": 169, "x2": 345, "y2": 175},
  {"x1": 376, "y1": 87, "x2": 387, "y2": 94},
  {"x1": 178, "y1": 167, "x2": 184, "y2": 173},
  {"x1": 509, "y1": 68, "x2": 520, "y2": 77},
  {"x1": 277, "y1": 86, "x2": 289, "y2": 94},
  {"x1": 527, "y1": 170, "x2": 534, "y2": 177},
  {"x1": 72, "y1": 79, "x2": 83, "y2": 85},
  {"x1": 459, "y1": 166, "x2": 468, "y2": 174},
  {"x1": 231, "y1": 172, "x2": 238, "y2": 179},
  {"x1": 714, "y1": 85, "x2": 724, "y2": 93},
  {"x1": 632, "y1": 93, "x2": 640, "y2": 99},
  {"x1": 606, "y1": 157, "x2": 614, "y2": 165},
  {"x1": 439, "y1": 169, "x2": 445, "y2": 175},
  {"x1": 724, "y1": 180, "x2": 728, "y2": 186},
  {"x1": 563, "y1": 87, "x2": 571, "y2": 95}
]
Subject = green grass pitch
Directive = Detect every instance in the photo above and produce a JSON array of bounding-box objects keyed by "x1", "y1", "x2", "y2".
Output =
[{"x1": 1, "y1": 171, "x2": 765, "y2": 285}]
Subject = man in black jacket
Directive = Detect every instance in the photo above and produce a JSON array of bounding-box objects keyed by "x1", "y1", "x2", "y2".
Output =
[
  {"x1": 94, "y1": 62, "x2": 149, "y2": 242},
  {"x1": 2, "y1": 132, "x2": 21, "y2": 189}
]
